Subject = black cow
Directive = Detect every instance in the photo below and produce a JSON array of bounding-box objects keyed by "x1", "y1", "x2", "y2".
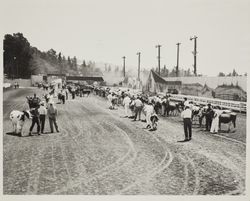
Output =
[
  {"x1": 219, "y1": 112, "x2": 237, "y2": 132},
  {"x1": 164, "y1": 102, "x2": 182, "y2": 116}
]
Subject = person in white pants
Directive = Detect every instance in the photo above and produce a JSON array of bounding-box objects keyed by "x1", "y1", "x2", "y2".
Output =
[
  {"x1": 210, "y1": 108, "x2": 222, "y2": 133},
  {"x1": 144, "y1": 102, "x2": 154, "y2": 129},
  {"x1": 107, "y1": 93, "x2": 113, "y2": 109},
  {"x1": 123, "y1": 94, "x2": 131, "y2": 117}
]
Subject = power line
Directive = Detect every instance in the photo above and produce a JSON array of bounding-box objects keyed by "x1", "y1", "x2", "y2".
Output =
[
  {"x1": 136, "y1": 52, "x2": 141, "y2": 81},
  {"x1": 176, "y1": 43, "x2": 181, "y2": 77},
  {"x1": 122, "y1": 56, "x2": 126, "y2": 77},
  {"x1": 155, "y1": 45, "x2": 161, "y2": 75},
  {"x1": 190, "y1": 36, "x2": 198, "y2": 76}
]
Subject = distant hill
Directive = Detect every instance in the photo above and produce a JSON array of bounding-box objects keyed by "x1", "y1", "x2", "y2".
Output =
[
  {"x1": 4, "y1": 32, "x2": 102, "y2": 79},
  {"x1": 29, "y1": 56, "x2": 58, "y2": 74}
]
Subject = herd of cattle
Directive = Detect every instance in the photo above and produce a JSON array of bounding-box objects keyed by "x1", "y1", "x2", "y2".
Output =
[
  {"x1": 93, "y1": 86, "x2": 237, "y2": 132},
  {"x1": 8, "y1": 83, "x2": 238, "y2": 137}
]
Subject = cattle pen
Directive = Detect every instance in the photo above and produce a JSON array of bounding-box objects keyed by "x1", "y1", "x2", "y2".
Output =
[{"x1": 169, "y1": 94, "x2": 247, "y2": 113}]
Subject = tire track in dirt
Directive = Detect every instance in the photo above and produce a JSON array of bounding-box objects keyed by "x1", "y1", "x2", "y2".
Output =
[
  {"x1": 3, "y1": 90, "x2": 246, "y2": 195},
  {"x1": 52, "y1": 99, "x2": 173, "y2": 194},
  {"x1": 115, "y1": 127, "x2": 174, "y2": 194},
  {"x1": 51, "y1": 103, "x2": 137, "y2": 194}
]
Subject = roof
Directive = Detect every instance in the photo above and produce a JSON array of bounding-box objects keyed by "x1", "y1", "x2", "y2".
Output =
[
  {"x1": 47, "y1": 73, "x2": 66, "y2": 77},
  {"x1": 151, "y1": 70, "x2": 181, "y2": 85},
  {"x1": 66, "y1": 76, "x2": 104, "y2": 82}
]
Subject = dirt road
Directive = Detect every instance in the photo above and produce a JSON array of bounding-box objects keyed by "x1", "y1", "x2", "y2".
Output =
[{"x1": 3, "y1": 88, "x2": 246, "y2": 195}]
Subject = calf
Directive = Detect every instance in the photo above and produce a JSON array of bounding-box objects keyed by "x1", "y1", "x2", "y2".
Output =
[
  {"x1": 219, "y1": 112, "x2": 237, "y2": 132},
  {"x1": 10, "y1": 110, "x2": 32, "y2": 136}
]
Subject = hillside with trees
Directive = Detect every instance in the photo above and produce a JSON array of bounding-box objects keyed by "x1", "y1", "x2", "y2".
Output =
[{"x1": 3, "y1": 33, "x2": 100, "y2": 79}]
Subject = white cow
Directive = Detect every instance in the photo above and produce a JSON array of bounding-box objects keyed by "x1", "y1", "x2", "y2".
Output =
[{"x1": 10, "y1": 110, "x2": 32, "y2": 136}]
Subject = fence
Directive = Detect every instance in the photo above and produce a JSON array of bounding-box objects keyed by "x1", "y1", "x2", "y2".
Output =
[
  {"x1": 4, "y1": 78, "x2": 31, "y2": 87},
  {"x1": 169, "y1": 94, "x2": 247, "y2": 113}
]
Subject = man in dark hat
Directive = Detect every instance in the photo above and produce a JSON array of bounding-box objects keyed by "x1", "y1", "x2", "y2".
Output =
[
  {"x1": 181, "y1": 105, "x2": 192, "y2": 141},
  {"x1": 205, "y1": 103, "x2": 213, "y2": 131},
  {"x1": 29, "y1": 106, "x2": 41, "y2": 136},
  {"x1": 38, "y1": 101, "x2": 47, "y2": 134}
]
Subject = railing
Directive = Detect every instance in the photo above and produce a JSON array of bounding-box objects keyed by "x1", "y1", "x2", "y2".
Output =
[{"x1": 169, "y1": 94, "x2": 247, "y2": 113}]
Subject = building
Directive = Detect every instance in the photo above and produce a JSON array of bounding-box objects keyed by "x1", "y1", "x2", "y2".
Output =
[{"x1": 145, "y1": 70, "x2": 181, "y2": 94}]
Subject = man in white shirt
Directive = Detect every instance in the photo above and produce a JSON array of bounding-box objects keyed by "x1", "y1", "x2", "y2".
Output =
[
  {"x1": 183, "y1": 97, "x2": 189, "y2": 108},
  {"x1": 181, "y1": 105, "x2": 192, "y2": 141},
  {"x1": 123, "y1": 94, "x2": 131, "y2": 117},
  {"x1": 144, "y1": 102, "x2": 155, "y2": 129},
  {"x1": 107, "y1": 93, "x2": 113, "y2": 109},
  {"x1": 38, "y1": 101, "x2": 47, "y2": 134},
  {"x1": 210, "y1": 106, "x2": 223, "y2": 134},
  {"x1": 133, "y1": 96, "x2": 143, "y2": 121}
]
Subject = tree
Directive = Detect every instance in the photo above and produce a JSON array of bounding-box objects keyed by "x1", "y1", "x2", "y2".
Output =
[
  {"x1": 184, "y1": 68, "x2": 191, "y2": 77},
  {"x1": 115, "y1": 66, "x2": 119, "y2": 72},
  {"x1": 62, "y1": 55, "x2": 67, "y2": 73},
  {"x1": 218, "y1": 72, "x2": 225, "y2": 77},
  {"x1": 47, "y1": 49, "x2": 57, "y2": 64},
  {"x1": 232, "y1": 69, "x2": 238, "y2": 76},
  {"x1": 82, "y1": 60, "x2": 87, "y2": 68},
  {"x1": 168, "y1": 67, "x2": 176, "y2": 77},
  {"x1": 108, "y1": 65, "x2": 111, "y2": 72},
  {"x1": 4, "y1": 33, "x2": 32, "y2": 78},
  {"x1": 58, "y1": 52, "x2": 62, "y2": 71},
  {"x1": 72, "y1": 56, "x2": 77, "y2": 70},
  {"x1": 67, "y1": 56, "x2": 72, "y2": 68}
]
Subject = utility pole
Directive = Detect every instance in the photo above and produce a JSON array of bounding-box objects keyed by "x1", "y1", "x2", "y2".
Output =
[
  {"x1": 190, "y1": 36, "x2": 198, "y2": 76},
  {"x1": 122, "y1": 56, "x2": 126, "y2": 77},
  {"x1": 176, "y1": 43, "x2": 180, "y2": 77},
  {"x1": 137, "y1": 52, "x2": 141, "y2": 81},
  {"x1": 155, "y1": 45, "x2": 161, "y2": 75},
  {"x1": 14, "y1": 56, "x2": 17, "y2": 78}
]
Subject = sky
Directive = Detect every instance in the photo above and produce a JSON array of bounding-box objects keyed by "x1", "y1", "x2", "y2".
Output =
[{"x1": 1, "y1": 0, "x2": 250, "y2": 76}]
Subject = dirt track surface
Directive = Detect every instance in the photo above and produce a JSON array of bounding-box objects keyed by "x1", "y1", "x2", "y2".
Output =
[{"x1": 3, "y1": 88, "x2": 246, "y2": 195}]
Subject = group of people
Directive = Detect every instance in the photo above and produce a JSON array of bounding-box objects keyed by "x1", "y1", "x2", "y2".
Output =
[
  {"x1": 181, "y1": 97, "x2": 230, "y2": 141},
  {"x1": 14, "y1": 82, "x2": 19, "y2": 89},
  {"x1": 26, "y1": 93, "x2": 59, "y2": 136},
  {"x1": 97, "y1": 87, "x2": 231, "y2": 141},
  {"x1": 104, "y1": 90, "x2": 159, "y2": 131}
]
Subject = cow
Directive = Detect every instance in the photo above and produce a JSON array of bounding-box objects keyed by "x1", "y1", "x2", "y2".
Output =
[
  {"x1": 10, "y1": 110, "x2": 32, "y2": 136},
  {"x1": 44, "y1": 93, "x2": 52, "y2": 104},
  {"x1": 219, "y1": 112, "x2": 237, "y2": 132},
  {"x1": 164, "y1": 101, "x2": 182, "y2": 116},
  {"x1": 150, "y1": 113, "x2": 159, "y2": 131},
  {"x1": 81, "y1": 89, "x2": 91, "y2": 97}
]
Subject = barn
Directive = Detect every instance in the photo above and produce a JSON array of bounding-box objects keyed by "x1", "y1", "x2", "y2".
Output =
[
  {"x1": 145, "y1": 70, "x2": 181, "y2": 94},
  {"x1": 214, "y1": 84, "x2": 247, "y2": 102}
]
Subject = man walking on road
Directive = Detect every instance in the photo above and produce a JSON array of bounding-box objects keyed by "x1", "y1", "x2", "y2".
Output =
[
  {"x1": 29, "y1": 107, "x2": 41, "y2": 136},
  {"x1": 133, "y1": 96, "x2": 143, "y2": 121},
  {"x1": 205, "y1": 103, "x2": 213, "y2": 131},
  {"x1": 38, "y1": 101, "x2": 47, "y2": 134},
  {"x1": 47, "y1": 102, "x2": 59, "y2": 133},
  {"x1": 181, "y1": 105, "x2": 192, "y2": 141},
  {"x1": 122, "y1": 94, "x2": 131, "y2": 117}
]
